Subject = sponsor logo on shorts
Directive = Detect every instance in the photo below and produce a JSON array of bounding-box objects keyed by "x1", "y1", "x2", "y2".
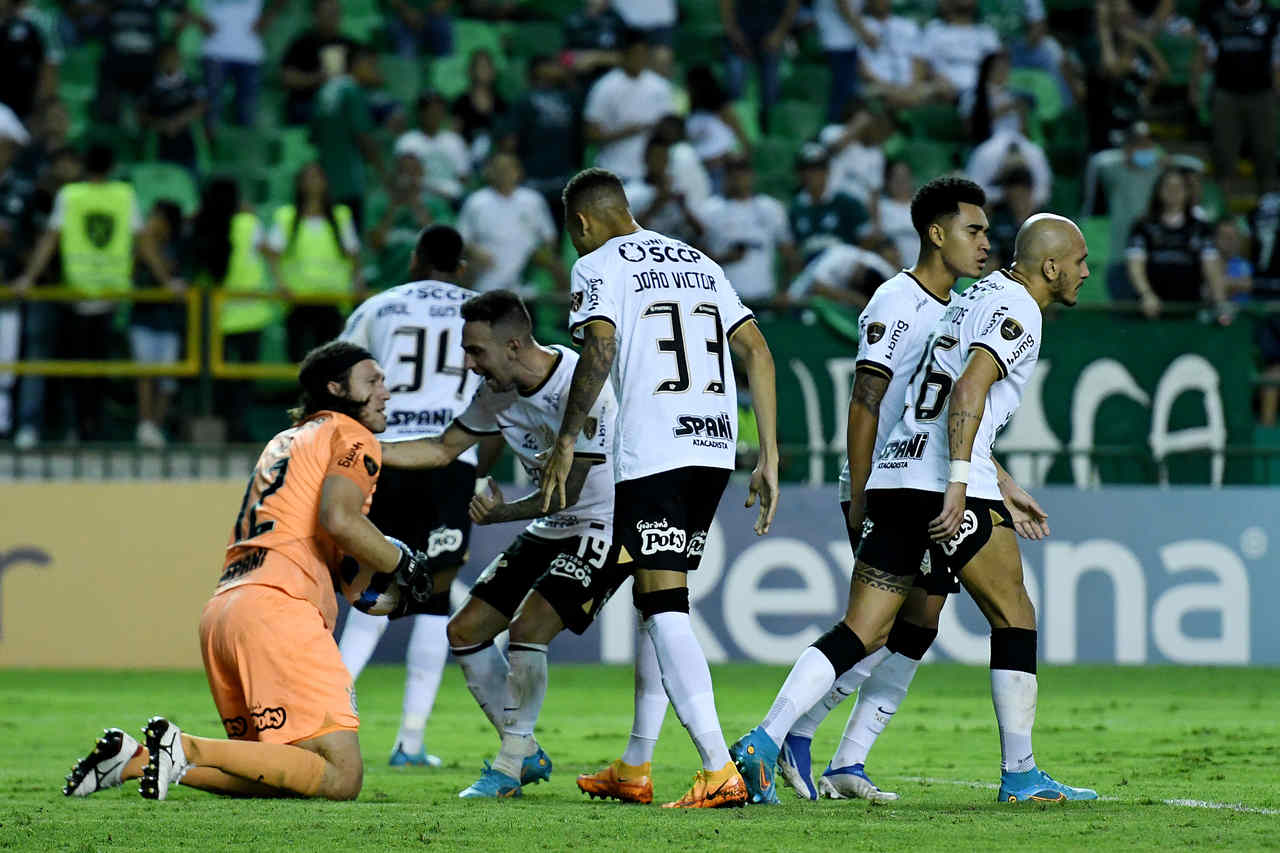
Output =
[
  {"x1": 673, "y1": 412, "x2": 733, "y2": 449},
  {"x1": 427, "y1": 527, "x2": 464, "y2": 559},
  {"x1": 637, "y1": 520, "x2": 687, "y2": 555},
  {"x1": 865, "y1": 322, "x2": 885, "y2": 344},
  {"x1": 250, "y1": 705, "x2": 288, "y2": 731},
  {"x1": 222, "y1": 716, "x2": 248, "y2": 738},
  {"x1": 687, "y1": 530, "x2": 707, "y2": 558},
  {"x1": 547, "y1": 551, "x2": 593, "y2": 588},
  {"x1": 860, "y1": 517, "x2": 874, "y2": 541},
  {"x1": 363, "y1": 454, "x2": 378, "y2": 476},
  {"x1": 1000, "y1": 317, "x2": 1024, "y2": 341},
  {"x1": 940, "y1": 509, "x2": 979, "y2": 556},
  {"x1": 336, "y1": 442, "x2": 364, "y2": 468},
  {"x1": 919, "y1": 549, "x2": 933, "y2": 575}
]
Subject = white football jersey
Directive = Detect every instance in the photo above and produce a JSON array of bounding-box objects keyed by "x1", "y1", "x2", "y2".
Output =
[
  {"x1": 568, "y1": 228, "x2": 754, "y2": 481},
  {"x1": 341, "y1": 280, "x2": 481, "y2": 465},
  {"x1": 867, "y1": 269, "x2": 1043, "y2": 500},
  {"x1": 455, "y1": 345, "x2": 615, "y2": 539},
  {"x1": 837, "y1": 271, "x2": 951, "y2": 501}
]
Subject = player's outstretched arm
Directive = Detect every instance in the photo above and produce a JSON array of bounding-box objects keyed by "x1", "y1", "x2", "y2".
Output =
[
  {"x1": 473, "y1": 457, "x2": 595, "y2": 525},
  {"x1": 542, "y1": 321, "x2": 616, "y2": 513},
  {"x1": 930, "y1": 349, "x2": 1000, "y2": 542},
  {"x1": 729, "y1": 320, "x2": 780, "y2": 535},
  {"x1": 379, "y1": 423, "x2": 477, "y2": 470},
  {"x1": 994, "y1": 459, "x2": 1050, "y2": 540},
  {"x1": 845, "y1": 367, "x2": 890, "y2": 531}
]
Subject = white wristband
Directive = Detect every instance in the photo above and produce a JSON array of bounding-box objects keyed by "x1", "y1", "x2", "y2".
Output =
[{"x1": 949, "y1": 460, "x2": 970, "y2": 484}]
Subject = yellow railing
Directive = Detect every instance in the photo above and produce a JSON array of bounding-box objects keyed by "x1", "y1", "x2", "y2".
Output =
[{"x1": 208, "y1": 291, "x2": 352, "y2": 381}]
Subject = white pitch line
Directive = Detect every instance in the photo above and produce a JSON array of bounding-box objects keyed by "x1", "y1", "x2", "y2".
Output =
[{"x1": 896, "y1": 777, "x2": 1279, "y2": 815}]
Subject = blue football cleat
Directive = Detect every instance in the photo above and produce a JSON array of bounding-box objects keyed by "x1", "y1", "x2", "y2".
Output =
[
  {"x1": 998, "y1": 767, "x2": 1098, "y2": 803},
  {"x1": 389, "y1": 743, "x2": 443, "y2": 767},
  {"x1": 818, "y1": 763, "x2": 900, "y2": 801},
  {"x1": 729, "y1": 727, "x2": 780, "y2": 805},
  {"x1": 520, "y1": 747, "x2": 553, "y2": 786},
  {"x1": 458, "y1": 762, "x2": 522, "y2": 799},
  {"x1": 777, "y1": 734, "x2": 818, "y2": 800}
]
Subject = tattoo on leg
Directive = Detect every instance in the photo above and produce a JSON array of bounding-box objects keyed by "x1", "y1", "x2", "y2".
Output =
[{"x1": 854, "y1": 564, "x2": 914, "y2": 595}]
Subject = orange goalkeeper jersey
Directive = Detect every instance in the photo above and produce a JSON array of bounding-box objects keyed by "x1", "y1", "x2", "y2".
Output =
[{"x1": 217, "y1": 411, "x2": 382, "y2": 628}]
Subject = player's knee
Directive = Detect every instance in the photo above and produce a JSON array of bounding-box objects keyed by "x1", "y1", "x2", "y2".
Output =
[
  {"x1": 324, "y1": 761, "x2": 363, "y2": 801},
  {"x1": 446, "y1": 609, "x2": 484, "y2": 647},
  {"x1": 509, "y1": 595, "x2": 561, "y2": 645},
  {"x1": 633, "y1": 586, "x2": 689, "y2": 621},
  {"x1": 814, "y1": 621, "x2": 869, "y2": 677}
]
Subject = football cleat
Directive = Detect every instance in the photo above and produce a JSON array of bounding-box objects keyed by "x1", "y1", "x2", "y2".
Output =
[
  {"x1": 661, "y1": 762, "x2": 747, "y2": 809},
  {"x1": 819, "y1": 763, "x2": 900, "y2": 801},
  {"x1": 576, "y1": 759, "x2": 653, "y2": 804},
  {"x1": 63, "y1": 728, "x2": 143, "y2": 797},
  {"x1": 520, "y1": 746, "x2": 553, "y2": 786},
  {"x1": 389, "y1": 743, "x2": 443, "y2": 767},
  {"x1": 729, "y1": 726, "x2": 780, "y2": 805},
  {"x1": 139, "y1": 717, "x2": 191, "y2": 801},
  {"x1": 998, "y1": 767, "x2": 1098, "y2": 803},
  {"x1": 777, "y1": 734, "x2": 818, "y2": 801},
  {"x1": 458, "y1": 762, "x2": 522, "y2": 799}
]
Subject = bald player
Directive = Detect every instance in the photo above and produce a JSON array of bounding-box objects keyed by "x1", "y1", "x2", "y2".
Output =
[{"x1": 733, "y1": 214, "x2": 1099, "y2": 805}]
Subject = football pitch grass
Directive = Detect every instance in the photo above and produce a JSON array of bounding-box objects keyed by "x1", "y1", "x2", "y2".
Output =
[{"x1": 3, "y1": 663, "x2": 1277, "y2": 852}]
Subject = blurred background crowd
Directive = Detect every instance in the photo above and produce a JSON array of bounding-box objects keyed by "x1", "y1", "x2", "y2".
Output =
[{"x1": 1, "y1": 0, "x2": 1279, "y2": 449}]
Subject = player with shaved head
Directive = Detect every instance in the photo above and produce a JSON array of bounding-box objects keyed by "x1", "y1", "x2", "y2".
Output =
[{"x1": 733, "y1": 213, "x2": 1099, "y2": 805}]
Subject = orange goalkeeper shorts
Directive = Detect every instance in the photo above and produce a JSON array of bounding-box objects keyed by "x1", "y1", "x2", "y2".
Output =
[{"x1": 199, "y1": 580, "x2": 359, "y2": 745}]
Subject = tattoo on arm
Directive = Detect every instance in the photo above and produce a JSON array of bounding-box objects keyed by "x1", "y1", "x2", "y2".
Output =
[
  {"x1": 948, "y1": 409, "x2": 982, "y2": 459},
  {"x1": 489, "y1": 459, "x2": 593, "y2": 522},
  {"x1": 557, "y1": 331, "x2": 617, "y2": 443},
  {"x1": 850, "y1": 372, "x2": 889, "y2": 416},
  {"x1": 853, "y1": 562, "x2": 914, "y2": 595}
]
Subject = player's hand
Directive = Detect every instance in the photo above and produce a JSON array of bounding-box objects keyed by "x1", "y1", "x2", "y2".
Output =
[
  {"x1": 393, "y1": 543, "x2": 433, "y2": 603},
  {"x1": 469, "y1": 477, "x2": 504, "y2": 524},
  {"x1": 845, "y1": 492, "x2": 866, "y2": 534},
  {"x1": 929, "y1": 481, "x2": 967, "y2": 542},
  {"x1": 539, "y1": 440, "x2": 574, "y2": 514},
  {"x1": 1140, "y1": 291, "x2": 1162, "y2": 319},
  {"x1": 999, "y1": 478, "x2": 1050, "y2": 540},
  {"x1": 745, "y1": 456, "x2": 779, "y2": 535}
]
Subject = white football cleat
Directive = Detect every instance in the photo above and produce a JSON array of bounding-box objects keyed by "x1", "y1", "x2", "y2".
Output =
[
  {"x1": 63, "y1": 728, "x2": 141, "y2": 796},
  {"x1": 819, "y1": 763, "x2": 900, "y2": 802},
  {"x1": 140, "y1": 716, "x2": 191, "y2": 801}
]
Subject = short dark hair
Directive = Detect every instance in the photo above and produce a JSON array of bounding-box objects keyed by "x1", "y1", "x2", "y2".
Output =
[
  {"x1": 85, "y1": 143, "x2": 115, "y2": 176},
  {"x1": 910, "y1": 176, "x2": 986, "y2": 241},
  {"x1": 562, "y1": 167, "x2": 628, "y2": 224},
  {"x1": 460, "y1": 289, "x2": 532, "y2": 336},
  {"x1": 288, "y1": 340, "x2": 375, "y2": 424},
  {"x1": 416, "y1": 91, "x2": 446, "y2": 110},
  {"x1": 414, "y1": 224, "x2": 464, "y2": 274}
]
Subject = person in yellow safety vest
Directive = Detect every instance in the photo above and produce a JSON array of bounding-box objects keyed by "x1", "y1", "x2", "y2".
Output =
[
  {"x1": 192, "y1": 177, "x2": 275, "y2": 443},
  {"x1": 264, "y1": 162, "x2": 362, "y2": 364},
  {"x1": 11, "y1": 143, "x2": 183, "y2": 442}
]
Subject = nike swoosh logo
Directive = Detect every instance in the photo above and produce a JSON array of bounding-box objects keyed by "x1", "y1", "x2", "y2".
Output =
[
  {"x1": 708, "y1": 779, "x2": 731, "y2": 799},
  {"x1": 758, "y1": 764, "x2": 771, "y2": 789},
  {"x1": 877, "y1": 706, "x2": 894, "y2": 715}
]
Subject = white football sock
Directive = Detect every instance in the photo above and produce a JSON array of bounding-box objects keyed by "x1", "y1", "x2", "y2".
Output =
[
  {"x1": 453, "y1": 639, "x2": 510, "y2": 737},
  {"x1": 832, "y1": 651, "x2": 920, "y2": 768},
  {"x1": 761, "y1": 647, "x2": 838, "y2": 748},
  {"x1": 337, "y1": 608, "x2": 389, "y2": 681},
  {"x1": 645, "y1": 612, "x2": 731, "y2": 770},
  {"x1": 395, "y1": 614, "x2": 448, "y2": 754},
  {"x1": 493, "y1": 644, "x2": 548, "y2": 780},
  {"x1": 991, "y1": 669, "x2": 1037, "y2": 773},
  {"x1": 790, "y1": 647, "x2": 892, "y2": 740},
  {"x1": 622, "y1": 620, "x2": 668, "y2": 766}
]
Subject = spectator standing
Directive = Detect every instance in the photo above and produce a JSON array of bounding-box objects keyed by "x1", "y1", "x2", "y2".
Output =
[
  {"x1": 311, "y1": 43, "x2": 385, "y2": 230},
  {"x1": 697, "y1": 153, "x2": 796, "y2": 303},
  {"x1": 394, "y1": 92, "x2": 471, "y2": 205},
  {"x1": 1125, "y1": 167, "x2": 1226, "y2": 316},
  {"x1": 873, "y1": 158, "x2": 918, "y2": 267},
  {"x1": 919, "y1": 0, "x2": 1002, "y2": 98},
  {"x1": 11, "y1": 144, "x2": 177, "y2": 441},
  {"x1": 451, "y1": 48, "x2": 507, "y2": 165},
  {"x1": 1009, "y1": 4, "x2": 1084, "y2": 106},
  {"x1": 94, "y1": 0, "x2": 196, "y2": 123},
  {"x1": 385, "y1": 0, "x2": 454, "y2": 59},
  {"x1": 198, "y1": 0, "x2": 282, "y2": 129},
  {"x1": 582, "y1": 30, "x2": 674, "y2": 183},
  {"x1": 1249, "y1": 192, "x2": 1280, "y2": 424},
  {"x1": 1082, "y1": 122, "x2": 1165, "y2": 292},
  {"x1": 365, "y1": 153, "x2": 450, "y2": 292},
  {"x1": 1085, "y1": 0, "x2": 1167, "y2": 150},
  {"x1": 130, "y1": 199, "x2": 187, "y2": 448},
  {"x1": 789, "y1": 142, "x2": 869, "y2": 263},
  {"x1": 280, "y1": 0, "x2": 356, "y2": 126},
  {"x1": 141, "y1": 42, "x2": 207, "y2": 176},
  {"x1": 265, "y1": 163, "x2": 361, "y2": 362},
  {"x1": 685, "y1": 64, "x2": 749, "y2": 195},
  {"x1": 813, "y1": 0, "x2": 873, "y2": 123},
  {"x1": 625, "y1": 137, "x2": 706, "y2": 247},
  {"x1": 561, "y1": 0, "x2": 624, "y2": 85},
  {"x1": 192, "y1": 177, "x2": 272, "y2": 443},
  {"x1": 0, "y1": 0, "x2": 45, "y2": 121},
  {"x1": 721, "y1": 0, "x2": 796, "y2": 132},
  {"x1": 455, "y1": 152, "x2": 561, "y2": 295},
  {"x1": 0, "y1": 130, "x2": 33, "y2": 440},
  {"x1": 1192, "y1": 0, "x2": 1280, "y2": 196},
  {"x1": 503, "y1": 55, "x2": 581, "y2": 234}
]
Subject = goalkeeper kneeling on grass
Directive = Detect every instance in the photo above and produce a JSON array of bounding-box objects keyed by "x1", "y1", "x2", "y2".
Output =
[{"x1": 62, "y1": 341, "x2": 436, "y2": 801}]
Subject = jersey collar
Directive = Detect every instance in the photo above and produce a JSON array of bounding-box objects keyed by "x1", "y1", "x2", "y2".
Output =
[{"x1": 904, "y1": 269, "x2": 951, "y2": 305}]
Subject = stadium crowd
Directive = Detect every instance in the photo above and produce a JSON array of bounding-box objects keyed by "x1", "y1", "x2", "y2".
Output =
[{"x1": 2, "y1": 0, "x2": 1280, "y2": 447}]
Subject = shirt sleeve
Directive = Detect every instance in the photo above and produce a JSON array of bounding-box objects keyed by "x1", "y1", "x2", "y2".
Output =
[
  {"x1": 456, "y1": 194, "x2": 478, "y2": 243},
  {"x1": 338, "y1": 213, "x2": 360, "y2": 253},
  {"x1": 582, "y1": 75, "x2": 613, "y2": 126},
  {"x1": 568, "y1": 257, "x2": 620, "y2": 343},
  {"x1": 969, "y1": 298, "x2": 1042, "y2": 381},
  {"x1": 326, "y1": 419, "x2": 381, "y2": 495},
  {"x1": 718, "y1": 273, "x2": 755, "y2": 339},
  {"x1": 266, "y1": 218, "x2": 286, "y2": 252},
  {"x1": 531, "y1": 192, "x2": 555, "y2": 244},
  {"x1": 768, "y1": 197, "x2": 792, "y2": 245},
  {"x1": 47, "y1": 187, "x2": 66, "y2": 229},
  {"x1": 1126, "y1": 221, "x2": 1149, "y2": 258},
  {"x1": 855, "y1": 291, "x2": 912, "y2": 380},
  {"x1": 339, "y1": 298, "x2": 375, "y2": 349},
  {"x1": 454, "y1": 384, "x2": 502, "y2": 435}
]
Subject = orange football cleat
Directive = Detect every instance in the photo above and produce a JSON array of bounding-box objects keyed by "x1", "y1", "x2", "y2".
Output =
[
  {"x1": 661, "y1": 762, "x2": 748, "y2": 809},
  {"x1": 577, "y1": 759, "x2": 654, "y2": 805}
]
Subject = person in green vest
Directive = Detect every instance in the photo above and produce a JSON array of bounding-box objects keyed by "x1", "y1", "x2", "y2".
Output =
[
  {"x1": 310, "y1": 41, "x2": 385, "y2": 231},
  {"x1": 192, "y1": 177, "x2": 275, "y2": 442},
  {"x1": 364, "y1": 152, "x2": 452, "y2": 292},
  {"x1": 11, "y1": 143, "x2": 180, "y2": 441},
  {"x1": 264, "y1": 162, "x2": 362, "y2": 363}
]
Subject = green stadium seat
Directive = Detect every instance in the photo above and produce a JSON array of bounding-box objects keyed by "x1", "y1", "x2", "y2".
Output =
[
  {"x1": 771, "y1": 100, "x2": 825, "y2": 145},
  {"x1": 731, "y1": 99, "x2": 761, "y2": 147},
  {"x1": 897, "y1": 102, "x2": 968, "y2": 143},
  {"x1": 455, "y1": 19, "x2": 504, "y2": 60},
  {"x1": 1200, "y1": 178, "x2": 1227, "y2": 222},
  {"x1": 59, "y1": 44, "x2": 100, "y2": 103},
  {"x1": 674, "y1": 24, "x2": 723, "y2": 72},
  {"x1": 1156, "y1": 33, "x2": 1197, "y2": 87},
  {"x1": 1008, "y1": 68, "x2": 1064, "y2": 124},
  {"x1": 379, "y1": 54, "x2": 425, "y2": 106},
  {"x1": 428, "y1": 54, "x2": 470, "y2": 99},
  {"x1": 505, "y1": 21, "x2": 565, "y2": 62},
  {"x1": 780, "y1": 62, "x2": 832, "y2": 104},
  {"x1": 130, "y1": 162, "x2": 200, "y2": 216},
  {"x1": 679, "y1": 0, "x2": 722, "y2": 28},
  {"x1": 1078, "y1": 216, "x2": 1111, "y2": 304},
  {"x1": 752, "y1": 135, "x2": 801, "y2": 198},
  {"x1": 273, "y1": 127, "x2": 318, "y2": 170},
  {"x1": 211, "y1": 126, "x2": 272, "y2": 172},
  {"x1": 899, "y1": 139, "x2": 957, "y2": 179}
]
